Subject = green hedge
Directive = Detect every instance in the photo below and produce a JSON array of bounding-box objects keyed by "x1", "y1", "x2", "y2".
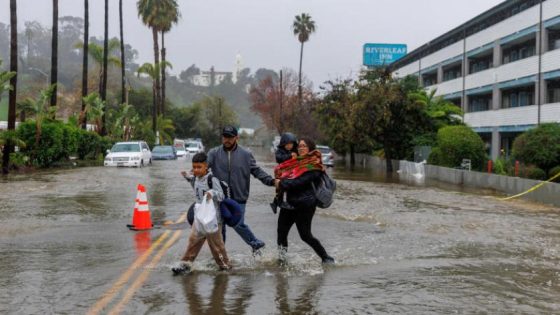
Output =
[{"x1": 428, "y1": 125, "x2": 487, "y2": 170}]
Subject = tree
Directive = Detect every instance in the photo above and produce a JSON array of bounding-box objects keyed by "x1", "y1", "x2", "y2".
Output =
[
  {"x1": 76, "y1": 40, "x2": 121, "y2": 94},
  {"x1": 158, "y1": 0, "x2": 180, "y2": 115},
  {"x1": 82, "y1": 92, "x2": 105, "y2": 134},
  {"x1": 119, "y1": 0, "x2": 126, "y2": 105},
  {"x1": 292, "y1": 13, "x2": 316, "y2": 107},
  {"x1": 137, "y1": 61, "x2": 172, "y2": 133},
  {"x1": 81, "y1": 0, "x2": 89, "y2": 129},
  {"x1": 513, "y1": 123, "x2": 560, "y2": 176},
  {"x1": 409, "y1": 88, "x2": 463, "y2": 130},
  {"x1": 179, "y1": 64, "x2": 200, "y2": 83},
  {"x1": 2, "y1": 0, "x2": 18, "y2": 175},
  {"x1": 100, "y1": 0, "x2": 109, "y2": 136},
  {"x1": 18, "y1": 85, "x2": 57, "y2": 152},
  {"x1": 50, "y1": 0, "x2": 58, "y2": 108},
  {"x1": 354, "y1": 69, "x2": 430, "y2": 172},
  {"x1": 316, "y1": 79, "x2": 373, "y2": 165},
  {"x1": 137, "y1": 0, "x2": 165, "y2": 117}
]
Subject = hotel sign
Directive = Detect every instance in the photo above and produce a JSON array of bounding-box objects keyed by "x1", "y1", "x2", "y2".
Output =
[{"x1": 363, "y1": 43, "x2": 407, "y2": 67}]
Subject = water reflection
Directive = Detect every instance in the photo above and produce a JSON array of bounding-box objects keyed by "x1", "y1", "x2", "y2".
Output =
[
  {"x1": 181, "y1": 273, "x2": 253, "y2": 315},
  {"x1": 133, "y1": 231, "x2": 152, "y2": 256},
  {"x1": 274, "y1": 273, "x2": 323, "y2": 315}
]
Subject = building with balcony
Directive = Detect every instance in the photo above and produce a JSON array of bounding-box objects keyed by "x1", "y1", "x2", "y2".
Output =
[{"x1": 392, "y1": 0, "x2": 560, "y2": 159}]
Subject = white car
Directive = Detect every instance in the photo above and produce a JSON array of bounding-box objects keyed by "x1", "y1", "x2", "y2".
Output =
[
  {"x1": 185, "y1": 141, "x2": 204, "y2": 155},
  {"x1": 104, "y1": 141, "x2": 152, "y2": 167},
  {"x1": 317, "y1": 145, "x2": 334, "y2": 167},
  {"x1": 174, "y1": 141, "x2": 187, "y2": 158}
]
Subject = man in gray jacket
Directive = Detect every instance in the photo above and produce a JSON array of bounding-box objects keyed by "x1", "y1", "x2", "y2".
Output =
[{"x1": 208, "y1": 126, "x2": 277, "y2": 253}]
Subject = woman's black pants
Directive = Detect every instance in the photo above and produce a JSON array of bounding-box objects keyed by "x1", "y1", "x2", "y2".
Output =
[{"x1": 277, "y1": 206, "x2": 328, "y2": 260}]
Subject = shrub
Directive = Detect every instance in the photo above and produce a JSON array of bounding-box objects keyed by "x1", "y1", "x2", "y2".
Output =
[
  {"x1": 17, "y1": 120, "x2": 78, "y2": 167},
  {"x1": 513, "y1": 123, "x2": 560, "y2": 175},
  {"x1": 77, "y1": 129, "x2": 101, "y2": 160},
  {"x1": 549, "y1": 165, "x2": 560, "y2": 183},
  {"x1": 524, "y1": 165, "x2": 546, "y2": 180},
  {"x1": 428, "y1": 125, "x2": 487, "y2": 170}
]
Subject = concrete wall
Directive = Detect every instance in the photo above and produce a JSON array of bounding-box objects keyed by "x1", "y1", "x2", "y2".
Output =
[{"x1": 344, "y1": 154, "x2": 560, "y2": 207}]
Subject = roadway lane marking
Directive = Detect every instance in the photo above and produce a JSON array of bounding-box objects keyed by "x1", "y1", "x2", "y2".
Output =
[
  {"x1": 107, "y1": 230, "x2": 184, "y2": 315},
  {"x1": 87, "y1": 213, "x2": 187, "y2": 315}
]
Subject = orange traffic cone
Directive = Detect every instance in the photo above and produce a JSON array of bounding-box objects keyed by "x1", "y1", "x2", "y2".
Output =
[{"x1": 127, "y1": 184, "x2": 153, "y2": 231}]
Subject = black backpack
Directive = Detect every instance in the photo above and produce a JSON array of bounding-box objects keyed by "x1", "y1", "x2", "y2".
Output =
[
  {"x1": 311, "y1": 172, "x2": 336, "y2": 209},
  {"x1": 207, "y1": 174, "x2": 231, "y2": 198}
]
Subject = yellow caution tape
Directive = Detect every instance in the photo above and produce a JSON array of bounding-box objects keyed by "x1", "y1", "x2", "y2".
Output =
[{"x1": 499, "y1": 171, "x2": 560, "y2": 201}]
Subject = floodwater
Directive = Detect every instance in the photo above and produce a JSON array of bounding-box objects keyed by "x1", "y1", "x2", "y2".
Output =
[{"x1": 1, "y1": 149, "x2": 559, "y2": 314}]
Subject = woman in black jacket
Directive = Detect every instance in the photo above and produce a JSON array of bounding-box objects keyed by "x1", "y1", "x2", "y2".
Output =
[{"x1": 277, "y1": 137, "x2": 335, "y2": 264}]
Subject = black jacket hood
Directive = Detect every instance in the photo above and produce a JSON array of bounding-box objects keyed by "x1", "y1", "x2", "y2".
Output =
[{"x1": 278, "y1": 132, "x2": 297, "y2": 148}]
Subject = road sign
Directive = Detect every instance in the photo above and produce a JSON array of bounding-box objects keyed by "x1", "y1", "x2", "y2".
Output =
[{"x1": 363, "y1": 43, "x2": 407, "y2": 67}]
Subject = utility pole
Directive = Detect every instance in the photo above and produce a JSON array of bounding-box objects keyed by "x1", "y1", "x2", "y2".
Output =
[{"x1": 279, "y1": 69, "x2": 283, "y2": 134}]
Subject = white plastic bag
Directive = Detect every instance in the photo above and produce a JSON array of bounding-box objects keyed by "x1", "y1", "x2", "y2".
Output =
[{"x1": 194, "y1": 197, "x2": 218, "y2": 234}]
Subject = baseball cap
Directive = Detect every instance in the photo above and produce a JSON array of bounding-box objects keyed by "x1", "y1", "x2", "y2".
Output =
[{"x1": 222, "y1": 126, "x2": 238, "y2": 137}]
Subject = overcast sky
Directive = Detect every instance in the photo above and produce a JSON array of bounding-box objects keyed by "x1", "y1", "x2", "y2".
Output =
[{"x1": 0, "y1": 0, "x2": 504, "y2": 86}]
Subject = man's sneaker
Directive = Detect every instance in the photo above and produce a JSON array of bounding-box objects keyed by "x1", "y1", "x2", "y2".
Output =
[
  {"x1": 252, "y1": 241, "x2": 265, "y2": 256},
  {"x1": 322, "y1": 256, "x2": 335, "y2": 265},
  {"x1": 171, "y1": 261, "x2": 191, "y2": 275},
  {"x1": 279, "y1": 201, "x2": 294, "y2": 210}
]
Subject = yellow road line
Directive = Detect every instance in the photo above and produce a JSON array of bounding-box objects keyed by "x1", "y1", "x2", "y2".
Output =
[
  {"x1": 87, "y1": 213, "x2": 186, "y2": 315},
  {"x1": 107, "y1": 230, "x2": 184, "y2": 315}
]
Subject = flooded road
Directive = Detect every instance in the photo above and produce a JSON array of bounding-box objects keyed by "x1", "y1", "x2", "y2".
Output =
[{"x1": 1, "y1": 150, "x2": 560, "y2": 314}]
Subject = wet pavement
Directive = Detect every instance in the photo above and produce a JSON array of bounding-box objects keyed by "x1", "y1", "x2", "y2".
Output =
[{"x1": 1, "y1": 149, "x2": 560, "y2": 314}]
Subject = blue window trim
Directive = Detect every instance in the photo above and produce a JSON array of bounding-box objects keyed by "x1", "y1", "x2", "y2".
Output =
[
  {"x1": 499, "y1": 25, "x2": 538, "y2": 45},
  {"x1": 443, "y1": 92, "x2": 462, "y2": 99},
  {"x1": 466, "y1": 85, "x2": 493, "y2": 95},
  {"x1": 544, "y1": 15, "x2": 560, "y2": 28},
  {"x1": 467, "y1": 43, "x2": 494, "y2": 58},
  {"x1": 498, "y1": 75, "x2": 537, "y2": 89},
  {"x1": 544, "y1": 70, "x2": 560, "y2": 80}
]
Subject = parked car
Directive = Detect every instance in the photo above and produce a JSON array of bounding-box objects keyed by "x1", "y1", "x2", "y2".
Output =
[
  {"x1": 317, "y1": 145, "x2": 334, "y2": 167},
  {"x1": 173, "y1": 139, "x2": 187, "y2": 158},
  {"x1": 104, "y1": 141, "x2": 152, "y2": 167},
  {"x1": 151, "y1": 145, "x2": 177, "y2": 160},
  {"x1": 185, "y1": 141, "x2": 204, "y2": 155}
]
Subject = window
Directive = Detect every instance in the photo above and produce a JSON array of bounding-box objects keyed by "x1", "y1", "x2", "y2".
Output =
[
  {"x1": 469, "y1": 53, "x2": 493, "y2": 74},
  {"x1": 468, "y1": 93, "x2": 492, "y2": 112},
  {"x1": 501, "y1": 85, "x2": 535, "y2": 108},
  {"x1": 443, "y1": 63, "x2": 462, "y2": 81},
  {"x1": 548, "y1": 28, "x2": 560, "y2": 51},
  {"x1": 548, "y1": 79, "x2": 560, "y2": 103},
  {"x1": 422, "y1": 72, "x2": 438, "y2": 87},
  {"x1": 502, "y1": 38, "x2": 536, "y2": 64}
]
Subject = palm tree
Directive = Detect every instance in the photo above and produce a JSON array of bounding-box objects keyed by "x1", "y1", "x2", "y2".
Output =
[
  {"x1": 292, "y1": 13, "x2": 316, "y2": 107},
  {"x1": 155, "y1": 115, "x2": 175, "y2": 145},
  {"x1": 82, "y1": 92, "x2": 105, "y2": 134},
  {"x1": 2, "y1": 0, "x2": 18, "y2": 175},
  {"x1": 50, "y1": 0, "x2": 58, "y2": 108},
  {"x1": 24, "y1": 85, "x2": 57, "y2": 150},
  {"x1": 81, "y1": 0, "x2": 89, "y2": 129},
  {"x1": 119, "y1": 0, "x2": 126, "y2": 105},
  {"x1": 100, "y1": 0, "x2": 109, "y2": 136},
  {"x1": 158, "y1": 0, "x2": 180, "y2": 115},
  {"x1": 137, "y1": 0, "x2": 162, "y2": 117},
  {"x1": 137, "y1": 61, "x2": 172, "y2": 133},
  {"x1": 76, "y1": 40, "x2": 122, "y2": 92}
]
